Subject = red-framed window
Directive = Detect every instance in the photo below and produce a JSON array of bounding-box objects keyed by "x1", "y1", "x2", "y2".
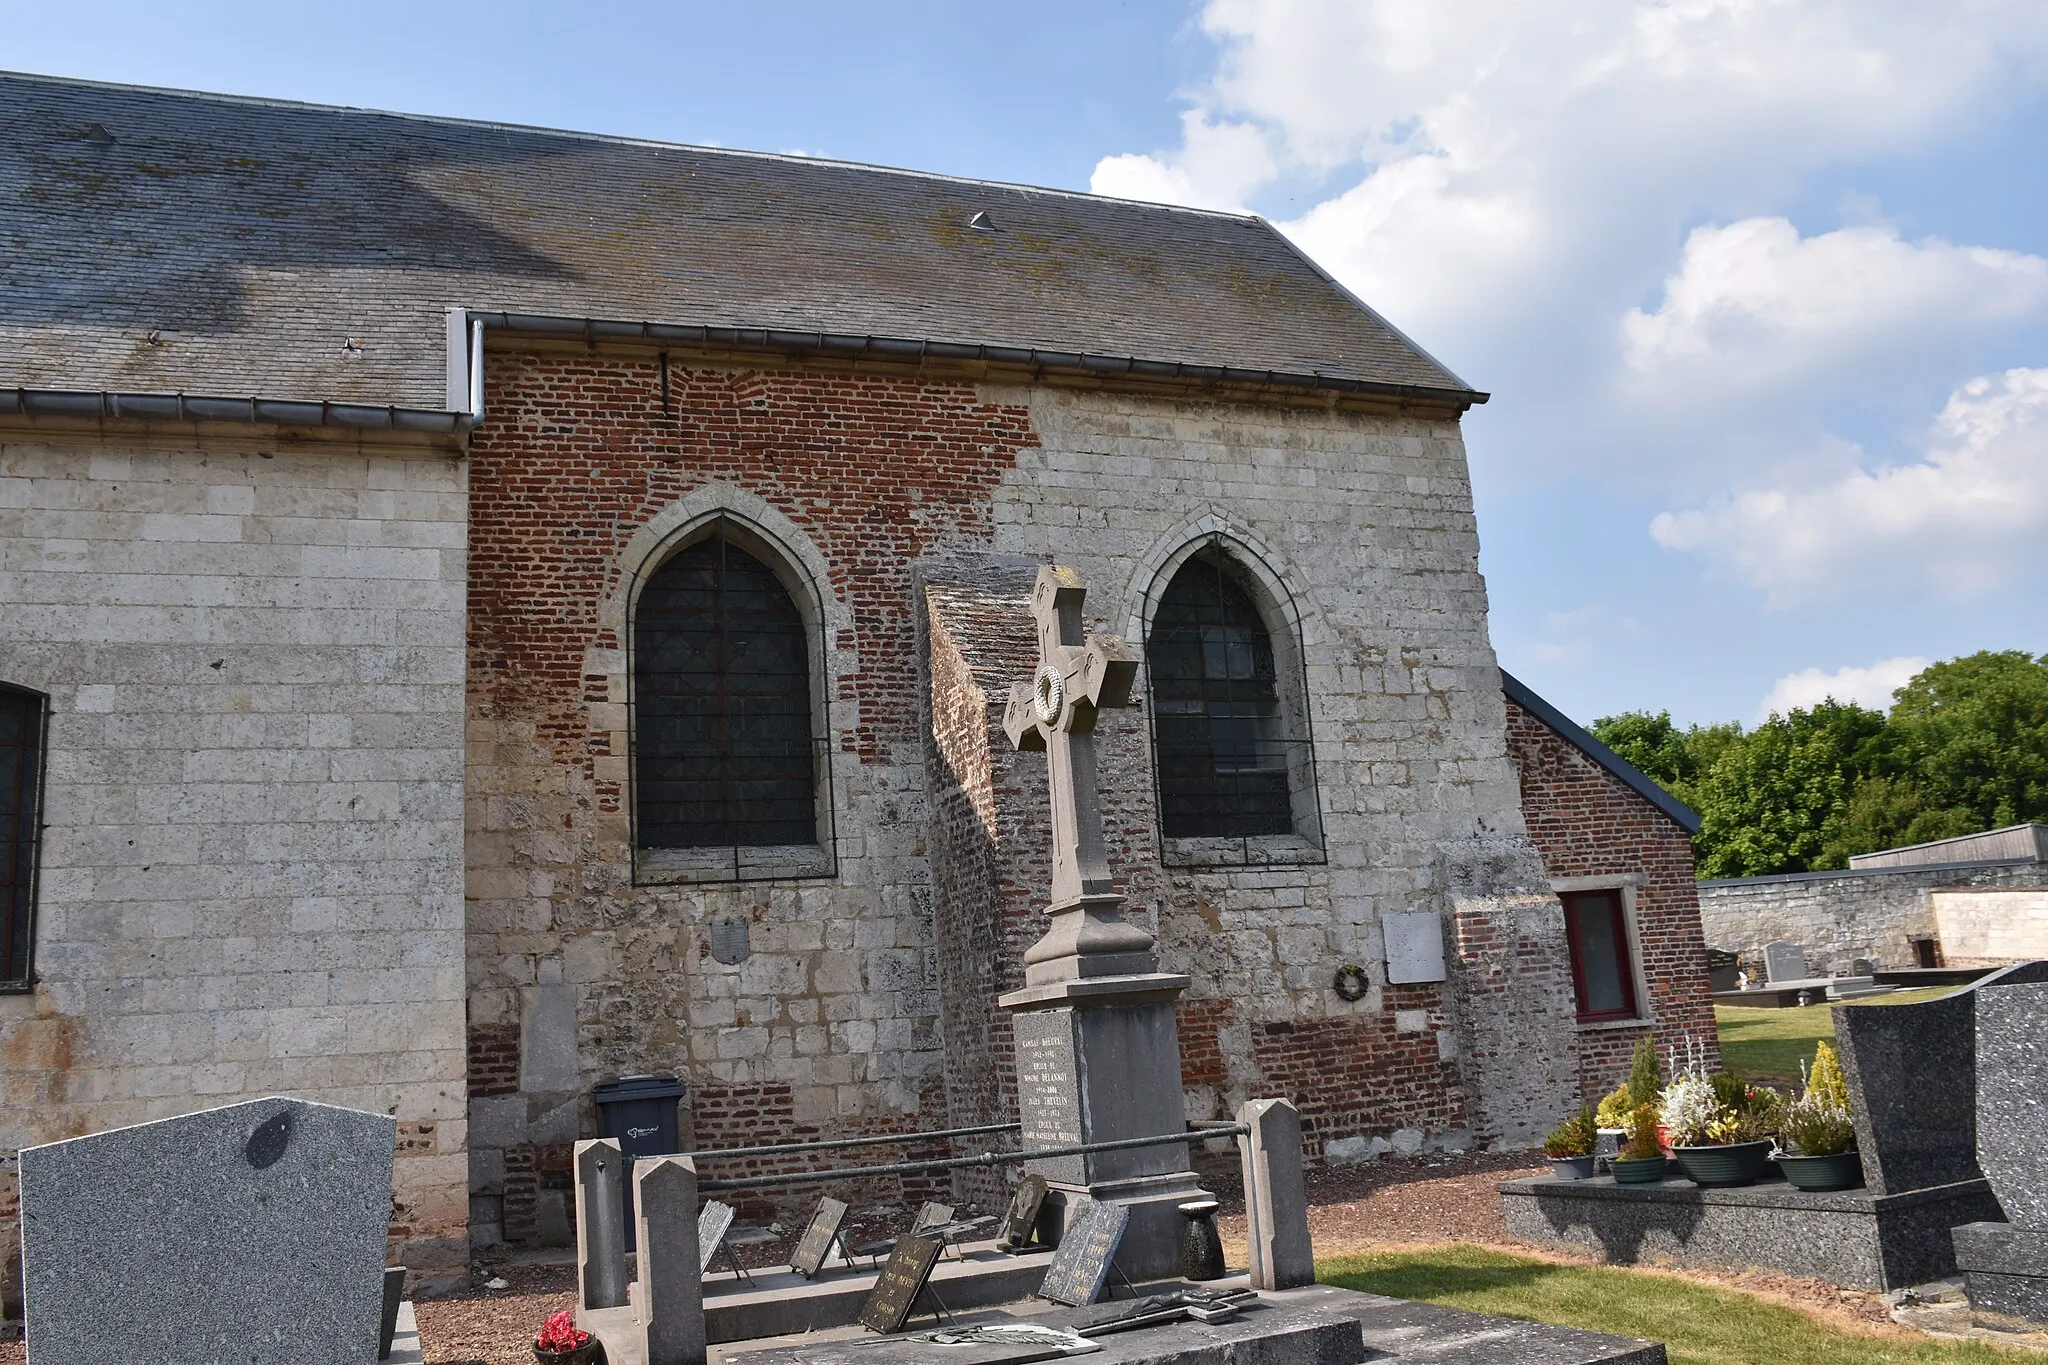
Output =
[{"x1": 1562, "y1": 889, "x2": 1638, "y2": 1022}]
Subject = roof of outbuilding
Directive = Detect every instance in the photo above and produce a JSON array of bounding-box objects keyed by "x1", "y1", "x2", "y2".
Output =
[
  {"x1": 0, "y1": 71, "x2": 1479, "y2": 416},
  {"x1": 1500, "y1": 670, "x2": 1702, "y2": 836}
]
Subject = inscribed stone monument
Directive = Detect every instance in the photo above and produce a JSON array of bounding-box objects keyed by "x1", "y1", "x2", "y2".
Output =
[
  {"x1": 1763, "y1": 941, "x2": 1806, "y2": 984},
  {"x1": 18, "y1": 1096, "x2": 395, "y2": 1365},
  {"x1": 1953, "y1": 980, "x2": 2048, "y2": 1327},
  {"x1": 1037, "y1": 1199, "x2": 1130, "y2": 1307},
  {"x1": 995, "y1": 566, "x2": 1211, "y2": 1280}
]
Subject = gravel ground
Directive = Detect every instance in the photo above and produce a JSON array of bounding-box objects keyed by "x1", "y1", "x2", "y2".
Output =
[{"x1": 0, "y1": 1150, "x2": 1936, "y2": 1363}]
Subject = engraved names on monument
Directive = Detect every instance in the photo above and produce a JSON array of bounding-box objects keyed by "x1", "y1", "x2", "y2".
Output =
[
  {"x1": 1013, "y1": 1013, "x2": 1086, "y2": 1185},
  {"x1": 790, "y1": 1196, "x2": 850, "y2": 1279},
  {"x1": 856, "y1": 1235, "x2": 945, "y2": 1334},
  {"x1": 1039, "y1": 1199, "x2": 1130, "y2": 1307}
]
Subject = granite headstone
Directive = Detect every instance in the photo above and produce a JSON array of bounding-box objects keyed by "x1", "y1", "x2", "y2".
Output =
[
  {"x1": 18, "y1": 1096, "x2": 395, "y2": 1365},
  {"x1": 1763, "y1": 941, "x2": 1806, "y2": 984},
  {"x1": 1835, "y1": 959, "x2": 2048, "y2": 1194},
  {"x1": 998, "y1": 1174, "x2": 1049, "y2": 1250},
  {"x1": 697, "y1": 1199, "x2": 737, "y2": 1273},
  {"x1": 856, "y1": 1236, "x2": 944, "y2": 1334},
  {"x1": 1038, "y1": 1199, "x2": 1129, "y2": 1307},
  {"x1": 1975, "y1": 982, "x2": 2048, "y2": 1229}
]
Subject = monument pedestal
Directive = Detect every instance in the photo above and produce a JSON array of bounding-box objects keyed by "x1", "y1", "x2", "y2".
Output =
[{"x1": 1000, "y1": 971, "x2": 1211, "y2": 1282}]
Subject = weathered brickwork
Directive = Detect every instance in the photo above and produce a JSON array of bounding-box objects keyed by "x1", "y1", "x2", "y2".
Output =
[
  {"x1": 0, "y1": 429, "x2": 471, "y2": 1288},
  {"x1": 463, "y1": 350, "x2": 1042, "y2": 1242},
  {"x1": 1504, "y1": 698, "x2": 1721, "y2": 1096},
  {"x1": 1698, "y1": 861, "x2": 2048, "y2": 975}
]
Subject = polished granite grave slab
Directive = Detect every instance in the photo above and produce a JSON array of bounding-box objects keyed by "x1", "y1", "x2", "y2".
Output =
[
  {"x1": 706, "y1": 1279, "x2": 1665, "y2": 1365},
  {"x1": 1501, "y1": 1170, "x2": 2000, "y2": 1290}
]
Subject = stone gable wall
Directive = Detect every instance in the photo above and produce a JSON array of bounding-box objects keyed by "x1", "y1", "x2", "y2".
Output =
[
  {"x1": 0, "y1": 430, "x2": 470, "y2": 1292},
  {"x1": 1503, "y1": 698, "x2": 1721, "y2": 1096}
]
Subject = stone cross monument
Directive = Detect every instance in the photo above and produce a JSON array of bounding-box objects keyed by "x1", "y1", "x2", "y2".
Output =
[{"x1": 998, "y1": 565, "x2": 1209, "y2": 1280}]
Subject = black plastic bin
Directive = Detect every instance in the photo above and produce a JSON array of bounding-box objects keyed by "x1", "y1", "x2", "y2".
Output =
[{"x1": 593, "y1": 1074, "x2": 687, "y2": 1251}]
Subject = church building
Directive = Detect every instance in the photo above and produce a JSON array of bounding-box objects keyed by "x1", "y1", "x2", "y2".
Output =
[{"x1": 0, "y1": 72, "x2": 1717, "y2": 1290}]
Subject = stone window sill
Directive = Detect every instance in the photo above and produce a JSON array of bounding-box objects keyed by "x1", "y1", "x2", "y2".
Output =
[
  {"x1": 1575, "y1": 1015, "x2": 1658, "y2": 1032},
  {"x1": 634, "y1": 843, "x2": 836, "y2": 885},
  {"x1": 1160, "y1": 832, "x2": 1325, "y2": 869}
]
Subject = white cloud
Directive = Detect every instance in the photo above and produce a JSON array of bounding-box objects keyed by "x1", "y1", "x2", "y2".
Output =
[
  {"x1": 1651, "y1": 367, "x2": 2048, "y2": 604},
  {"x1": 1527, "y1": 604, "x2": 1641, "y2": 667},
  {"x1": 1755, "y1": 656, "x2": 1930, "y2": 723},
  {"x1": 1090, "y1": 110, "x2": 1276, "y2": 214},
  {"x1": 1622, "y1": 219, "x2": 2048, "y2": 403}
]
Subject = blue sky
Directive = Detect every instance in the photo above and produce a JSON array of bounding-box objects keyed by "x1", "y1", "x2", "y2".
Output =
[{"x1": 8, "y1": 1, "x2": 2046, "y2": 730}]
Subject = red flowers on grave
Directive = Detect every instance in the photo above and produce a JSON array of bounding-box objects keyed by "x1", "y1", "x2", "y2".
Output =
[{"x1": 533, "y1": 1309, "x2": 603, "y2": 1363}]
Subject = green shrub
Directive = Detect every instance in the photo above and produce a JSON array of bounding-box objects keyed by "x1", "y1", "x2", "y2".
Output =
[
  {"x1": 1805, "y1": 1040, "x2": 1850, "y2": 1109},
  {"x1": 1593, "y1": 1083, "x2": 1632, "y2": 1129},
  {"x1": 1620, "y1": 1102, "x2": 1662, "y2": 1160},
  {"x1": 1543, "y1": 1104, "x2": 1597, "y2": 1159},
  {"x1": 1781, "y1": 1094, "x2": 1856, "y2": 1155},
  {"x1": 1709, "y1": 1071, "x2": 1749, "y2": 1112},
  {"x1": 1627, "y1": 1035, "x2": 1663, "y2": 1109}
]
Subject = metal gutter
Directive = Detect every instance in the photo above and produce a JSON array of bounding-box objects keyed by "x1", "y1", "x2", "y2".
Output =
[
  {"x1": 469, "y1": 311, "x2": 1491, "y2": 410},
  {"x1": 1500, "y1": 668, "x2": 1702, "y2": 836},
  {"x1": 0, "y1": 387, "x2": 470, "y2": 433}
]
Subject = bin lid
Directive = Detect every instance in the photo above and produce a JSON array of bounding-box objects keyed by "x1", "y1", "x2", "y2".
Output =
[{"x1": 593, "y1": 1074, "x2": 687, "y2": 1102}]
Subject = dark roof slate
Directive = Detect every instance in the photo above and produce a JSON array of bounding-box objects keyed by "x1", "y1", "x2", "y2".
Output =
[
  {"x1": 0, "y1": 72, "x2": 1475, "y2": 413},
  {"x1": 1501, "y1": 669, "x2": 1702, "y2": 835}
]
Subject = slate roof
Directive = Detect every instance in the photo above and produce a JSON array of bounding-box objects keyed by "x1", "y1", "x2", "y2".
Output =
[
  {"x1": 1501, "y1": 670, "x2": 1702, "y2": 835},
  {"x1": 0, "y1": 71, "x2": 1479, "y2": 416}
]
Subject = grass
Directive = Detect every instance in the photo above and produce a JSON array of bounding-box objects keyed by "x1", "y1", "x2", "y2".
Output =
[
  {"x1": 1715, "y1": 986, "x2": 1956, "y2": 1082},
  {"x1": 1320, "y1": 1244, "x2": 2022, "y2": 1365}
]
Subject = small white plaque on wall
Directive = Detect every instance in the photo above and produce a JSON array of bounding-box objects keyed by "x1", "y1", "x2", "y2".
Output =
[{"x1": 1384, "y1": 911, "x2": 1447, "y2": 984}]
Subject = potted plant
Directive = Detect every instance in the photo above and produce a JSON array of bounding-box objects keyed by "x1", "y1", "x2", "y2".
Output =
[
  {"x1": 1593, "y1": 1082, "x2": 1632, "y2": 1168},
  {"x1": 1775, "y1": 1041, "x2": 1863, "y2": 1191},
  {"x1": 1544, "y1": 1103, "x2": 1599, "y2": 1179},
  {"x1": 535, "y1": 1309, "x2": 605, "y2": 1365},
  {"x1": 1609, "y1": 1102, "x2": 1668, "y2": 1184},
  {"x1": 1662, "y1": 1058, "x2": 1774, "y2": 1187}
]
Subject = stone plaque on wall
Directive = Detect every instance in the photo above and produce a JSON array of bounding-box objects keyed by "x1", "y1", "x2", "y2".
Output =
[
  {"x1": 1012, "y1": 1010, "x2": 1086, "y2": 1185},
  {"x1": 1383, "y1": 911, "x2": 1447, "y2": 984},
  {"x1": 708, "y1": 917, "x2": 751, "y2": 965}
]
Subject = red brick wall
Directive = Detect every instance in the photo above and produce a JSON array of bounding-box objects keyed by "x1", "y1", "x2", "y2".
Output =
[{"x1": 1504, "y1": 699, "x2": 1721, "y2": 1096}]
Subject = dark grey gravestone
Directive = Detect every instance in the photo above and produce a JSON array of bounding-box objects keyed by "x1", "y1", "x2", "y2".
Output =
[
  {"x1": 1836, "y1": 960, "x2": 2048, "y2": 1194},
  {"x1": 998, "y1": 1174, "x2": 1048, "y2": 1249},
  {"x1": 1763, "y1": 941, "x2": 1806, "y2": 983},
  {"x1": 1038, "y1": 1199, "x2": 1129, "y2": 1307},
  {"x1": 911, "y1": 1201, "x2": 956, "y2": 1235},
  {"x1": 790, "y1": 1196, "x2": 850, "y2": 1279},
  {"x1": 856, "y1": 1236, "x2": 944, "y2": 1334},
  {"x1": 18, "y1": 1096, "x2": 395, "y2": 1365},
  {"x1": 1011, "y1": 1011, "x2": 1085, "y2": 1186},
  {"x1": 1977, "y1": 982, "x2": 2048, "y2": 1228}
]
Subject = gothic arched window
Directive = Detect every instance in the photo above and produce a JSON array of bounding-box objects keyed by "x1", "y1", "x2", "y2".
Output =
[
  {"x1": 1, "y1": 682, "x2": 47, "y2": 989},
  {"x1": 1146, "y1": 549, "x2": 1302, "y2": 841},
  {"x1": 633, "y1": 524, "x2": 819, "y2": 855}
]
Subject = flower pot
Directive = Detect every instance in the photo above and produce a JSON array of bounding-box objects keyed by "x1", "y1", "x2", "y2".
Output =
[
  {"x1": 1548, "y1": 1155, "x2": 1597, "y2": 1181},
  {"x1": 1593, "y1": 1128, "x2": 1624, "y2": 1173},
  {"x1": 534, "y1": 1339, "x2": 605, "y2": 1365},
  {"x1": 1672, "y1": 1139, "x2": 1773, "y2": 1188},
  {"x1": 1609, "y1": 1155, "x2": 1667, "y2": 1185},
  {"x1": 1776, "y1": 1150, "x2": 1864, "y2": 1192}
]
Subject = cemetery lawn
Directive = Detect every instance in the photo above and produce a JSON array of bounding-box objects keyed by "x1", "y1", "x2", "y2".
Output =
[
  {"x1": 1321, "y1": 1244, "x2": 2022, "y2": 1365},
  {"x1": 1715, "y1": 987, "x2": 1955, "y2": 1082}
]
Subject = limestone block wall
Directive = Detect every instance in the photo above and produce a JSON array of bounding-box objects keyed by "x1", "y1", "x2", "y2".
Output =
[
  {"x1": 927, "y1": 387, "x2": 1561, "y2": 1158},
  {"x1": 1930, "y1": 890, "x2": 2048, "y2": 966},
  {"x1": 1697, "y1": 861, "x2": 2048, "y2": 974},
  {"x1": 1503, "y1": 698, "x2": 1720, "y2": 1101},
  {"x1": 0, "y1": 427, "x2": 470, "y2": 1289}
]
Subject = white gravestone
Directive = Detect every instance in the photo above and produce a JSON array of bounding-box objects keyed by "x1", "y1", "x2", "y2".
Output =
[{"x1": 19, "y1": 1096, "x2": 396, "y2": 1365}]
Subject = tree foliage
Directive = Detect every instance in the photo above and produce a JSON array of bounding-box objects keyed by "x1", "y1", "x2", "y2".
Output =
[{"x1": 1587, "y1": 651, "x2": 2048, "y2": 878}]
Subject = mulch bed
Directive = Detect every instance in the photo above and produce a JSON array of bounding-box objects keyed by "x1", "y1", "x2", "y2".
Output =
[{"x1": 0, "y1": 1149, "x2": 1921, "y2": 1363}]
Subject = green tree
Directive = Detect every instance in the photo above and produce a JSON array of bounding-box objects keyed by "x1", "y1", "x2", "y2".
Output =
[
  {"x1": 1691, "y1": 701, "x2": 1887, "y2": 877},
  {"x1": 1886, "y1": 651, "x2": 2048, "y2": 836},
  {"x1": 1589, "y1": 711, "x2": 1742, "y2": 811}
]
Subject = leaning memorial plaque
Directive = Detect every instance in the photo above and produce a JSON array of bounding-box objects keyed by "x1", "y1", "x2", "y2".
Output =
[
  {"x1": 790, "y1": 1195, "x2": 851, "y2": 1278},
  {"x1": 856, "y1": 1235, "x2": 945, "y2": 1334},
  {"x1": 998, "y1": 1174, "x2": 1049, "y2": 1250},
  {"x1": 697, "y1": 1199, "x2": 737, "y2": 1274},
  {"x1": 1039, "y1": 1200, "x2": 1130, "y2": 1307}
]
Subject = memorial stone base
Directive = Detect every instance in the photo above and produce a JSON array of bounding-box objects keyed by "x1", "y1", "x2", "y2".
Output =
[{"x1": 1955, "y1": 1223, "x2": 2048, "y2": 1330}]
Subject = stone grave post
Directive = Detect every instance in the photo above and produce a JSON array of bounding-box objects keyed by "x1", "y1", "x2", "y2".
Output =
[
  {"x1": 17, "y1": 1096, "x2": 394, "y2": 1365},
  {"x1": 1238, "y1": 1098, "x2": 1314, "y2": 1290},
  {"x1": 1762, "y1": 941, "x2": 1806, "y2": 984},
  {"x1": 573, "y1": 1138, "x2": 629, "y2": 1319},
  {"x1": 635, "y1": 1155, "x2": 707, "y2": 1365},
  {"x1": 996, "y1": 564, "x2": 1210, "y2": 1281}
]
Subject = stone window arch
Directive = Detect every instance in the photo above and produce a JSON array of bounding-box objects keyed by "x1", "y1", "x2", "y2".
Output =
[
  {"x1": 1143, "y1": 541, "x2": 1322, "y2": 864},
  {"x1": 629, "y1": 517, "x2": 833, "y2": 882},
  {"x1": 1, "y1": 680, "x2": 47, "y2": 989}
]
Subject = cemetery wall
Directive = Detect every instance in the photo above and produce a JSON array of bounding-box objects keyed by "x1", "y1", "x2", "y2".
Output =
[
  {"x1": 1503, "y1": 699, "x2": 1722, "y2": 1097},
  {"x1": 1930, "y1": 889, "x2": 2048, "y2": 966},
  {"x1": 0, "y1": 426, "x2": 471, "y2": 1291},
  {"x1": 1697, "y1": 860, "x2": 2048, "y2": 975}
]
